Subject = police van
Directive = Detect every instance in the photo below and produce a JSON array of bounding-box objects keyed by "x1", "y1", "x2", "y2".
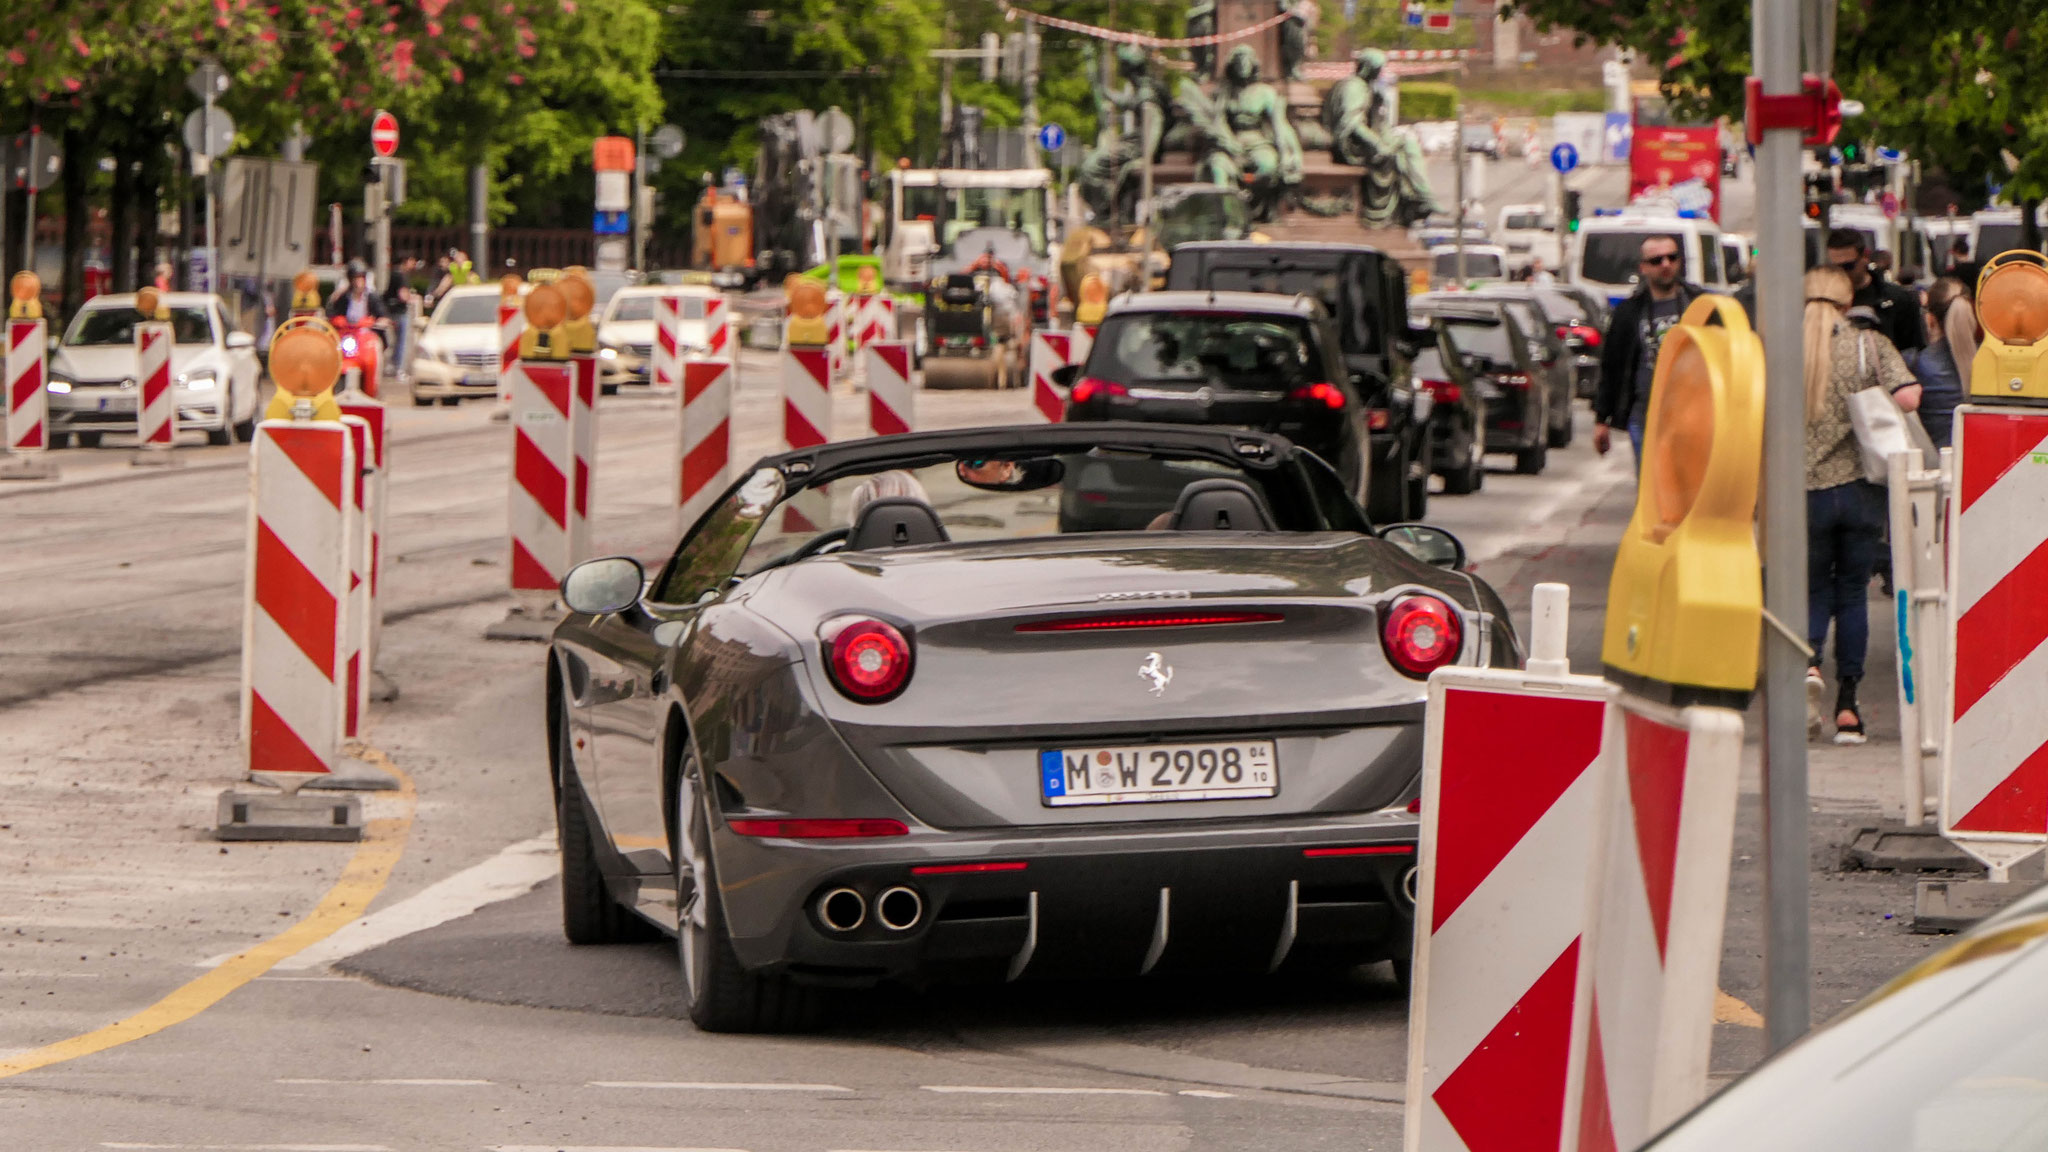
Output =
[{"x1": 1565, "y1": 208, "x2": 1733, "y2": 306}]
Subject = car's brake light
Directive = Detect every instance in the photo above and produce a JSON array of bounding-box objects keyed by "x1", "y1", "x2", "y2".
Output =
[
  {"x1": 911, "y1": 861, "x2": 1029, "y2": 875},
  {"x1": 822, "y1": 616, "x2": 913, "y2": 702},
  {"x1": 1303, "y1": 844, "x2": 1416, "y2": 858},
  {"x1": 1017, "y1": 610, "x2": 1283, "y2": 633},
  {"x1": 1069, "y1": 377, "x2": 1128, "y2": 404},
  {"x1": 1367, "y1": 407, "x2": 1392, "y2": 430},
  {"x1": 1380, "y1": 594, "x2": 1463, "y2": 679},
  {"x1": 1421, "y1": 377, "x2": 1462, "y2": 403},
  {"x1": 1571, "y1": 324, "x2": 1602, "y2": 347},
  {"x1": 730, "y1": 818, "x2": 909, "y2": 839},
  {"x1": 1289, "y1": 381, "x2": 1345, "y2": 410},
  {"x1": 970, "y1": 335, "x2": 987, "y2": 348}
]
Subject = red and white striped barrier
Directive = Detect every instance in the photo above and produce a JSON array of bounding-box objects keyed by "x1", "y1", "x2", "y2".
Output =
[
  {"x1": 2, "y1": 316, "x2": 55, "y2": 479},
  {"x1": 1887, "y1": 447, "x2": 1950, "y2": 827},
  {"x1": 338, "y1": 415, "x2": 373, "y2": 738},
  {"x1": 1574, "y1": 697, "x2": 1743, "y2": 1148},
  {"x1": 865, "y1": 341, "x2": 915, "y2": 437},
  {"x1": 855, "y1": 294, "x2": 896, "y2": 350},
  {"x1": 336, "y1": 391, "x2": 387, "y2": 676},
  {"x1": 1943, "y1": 406, "x2": 2048, "y2": 878},
  {"x1": 497, "y1": 300, "x2": 525, "y2": 407},
  {"x1": 569, "y1": 350, "x2": 598, "y2": 564},
  {"x1": 781, "y1": 339, "x2": 833, "y2": 453},
  {"x1": 1407, "y1": 583, "x2": 1615, "y2": 1152},
  {"x1": 679, "y1": 358, "x2": 732, "y2": 531},
  {"x1": 1029, "y1": 330, "x2": 1072, "y2": 423},
  {"x1": 242, "y1": 421, "x2": 355, "y2": 788},
  {"x1": 507, "y1": 360, "x2": 576, "y2": 608},
  {"x1": 827, "y1": 291, "x2": 847, "y2": 379},
  {"x1": 134, "y1": 321, "x2": 176, "y2": 455},
  {"x1": 651, "y1": 292, "x2": 683, "y2": 396},
  {"x1": 702, "y1": 294, "x2": 734, "y2": 360},
  {"x1": 1069, "y1": 323, "x2": 1097, "y2": 370}
]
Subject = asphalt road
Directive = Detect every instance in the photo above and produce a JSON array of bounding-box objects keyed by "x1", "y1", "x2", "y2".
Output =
[{"x1": 0, "y1": 340, "x2": 1966, "y2": 1151}]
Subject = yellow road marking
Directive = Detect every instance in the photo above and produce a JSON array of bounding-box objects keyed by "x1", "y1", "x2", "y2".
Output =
[
  {"x1": 1715, "y1": 988, "x2": 1764, "y2": 1028},
  {"x1": 0, "y1": 750, "x2": 416, "y2": 1080}
]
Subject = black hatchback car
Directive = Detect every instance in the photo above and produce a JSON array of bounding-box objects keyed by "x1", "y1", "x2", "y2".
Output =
[
  {"x1": 1057, "y1": 290, "x2": 1374, "y2": 504},
  {"x1": 1409, "y1": 299, "x2": 1554, "y2": 475}
]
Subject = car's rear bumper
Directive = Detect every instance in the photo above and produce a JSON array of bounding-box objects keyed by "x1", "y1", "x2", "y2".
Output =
[{"x1": 716, "y1": 816, "x2": 1419, "y2": 985}]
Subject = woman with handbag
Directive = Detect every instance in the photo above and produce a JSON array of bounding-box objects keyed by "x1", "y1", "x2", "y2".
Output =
[{"x1": 1803, "y1": 266, "x2": 1917, "y2": 744}]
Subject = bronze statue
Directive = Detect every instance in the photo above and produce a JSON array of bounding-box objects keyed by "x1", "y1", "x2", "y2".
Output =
[
  {"x1": 1078, "y1": 44, "x2": 1172, "y2": 224},
  {"x1": 1322, "y1": 48, "x2": 1441, "y2": 227},
  {"x1": 1186, "y1": 0, "x2": 1217, "y2": 78},
  {"x1": 1277, "y1": 0, "x2": 1315, "y2": 83},
  {"x1": 1193, "y1": 45, "x2": 1303, "y2": 222}
]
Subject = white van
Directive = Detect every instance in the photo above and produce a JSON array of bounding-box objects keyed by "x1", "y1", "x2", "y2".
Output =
[
  {"x1": 1969, "y1": 206, "x2": 2047, "y2": 261},
  {"x1": 1566, "y1": 209, "x2": 1731, "y2": 305},
  {"x1": 1497, "y1": 202, "x2": 1563, "y2": 272}
]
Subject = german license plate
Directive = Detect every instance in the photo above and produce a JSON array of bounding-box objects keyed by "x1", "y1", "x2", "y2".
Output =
[{"x1": 1039, "y1": 740, "x2": 1277, "y2": 807}]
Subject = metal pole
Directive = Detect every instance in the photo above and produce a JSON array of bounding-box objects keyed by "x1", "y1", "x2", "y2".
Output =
[
  {"x1": 203, "y1": 93, "x2": 219, "y2": 296},
  {"x1": 23, "y1": 126, "x2": 40, "y2": 275},
  {"x1": 1140, "y1": 101, "x2": 1156, "y2": 290},
  {"x1": 632, "y1": 123, "x2": 647, "y2": 272},
  {"x1": 1753, "y1": 0, "x2": 1810, "y2": 1055},
  {"x1": 1454, "y1": 119, "x2": 1467, "y2": 284},
  {"x1": 469, "y1": 163, "x2": 489, "y2": 275},
  {"x1": 1022, "y1": 29, "x2": 1041, "y2": 152}
]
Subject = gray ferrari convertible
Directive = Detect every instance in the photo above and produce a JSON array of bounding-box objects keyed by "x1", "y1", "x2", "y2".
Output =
[{"x1": 547, "y1": 422, "x2": 1519, "y2": 1032}]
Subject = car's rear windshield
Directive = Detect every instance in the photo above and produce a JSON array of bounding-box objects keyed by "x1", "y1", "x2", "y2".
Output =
[
  {"x1": 1433, "y1": 317, "x2": 1515, "y2": 363},
  {"x1": 1578, "y1": 231, "x2": 1691, "y2": 285},
  {"x1": 65, "y1": 306, "x2": 213, "y2": 346},
  {"x1": 1088, "y1": 311, "x2": 1321, "y2": 389},
  {"x1": 435, "y1": 295, "x2": 500, "y2": 325},
  {"x1": 1504, "y1": 212, "x2": 1549, "y2": 231},
  {"x1": 1431, "y1": 251, "x2": 1504, "y2": 280},
  {"x1": 608, "y1": 295, "x2": 656, "y2": 322}
]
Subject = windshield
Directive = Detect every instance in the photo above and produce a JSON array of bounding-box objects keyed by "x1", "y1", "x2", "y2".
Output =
[
  {"x1": 1434, "y1": 316, "x2": 1515, "y2": 364},
  {"x1": 1579, "y1": 231, "x2": 1685, "y2": 285},
  {"x1": 607, "y1": 296, "x2": 657, "y2": 322},
  {"x1": 902, "y1": 183, "x2": 942, "y2": 225},
  {"x1": 1503, "y1": 212, "x2": 1550, "y2": 231},
  {"x1": 1088, "y1": 311, "x2": 1322, "y2": 389},
  {"x1": 1431, "y1": 251, "x2": 1505, "y2": 280},
  {"x1": 939, "y1": 185, "x2": 1047, "y2": 255},
  {"x1": 66, "y1": 306, "x2": 214, "y2": 347},
  {"x1": 435, "y1": 295, "x2": 501, "y2": 325},
  {"x1": 1977, "y1": 222, "x2": 2029, "y2": 256}
]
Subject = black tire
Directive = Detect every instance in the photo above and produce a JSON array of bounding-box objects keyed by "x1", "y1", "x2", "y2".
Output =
[
  {"x1": 1515, "y1": 438, "x2": 1548, "y2": 475},
  {"x1": 1406, "y1": 464, "x2": 1429, "y2": 520},
  {"x1": 601, "y1": 382, "x2": 620, "y2": 396},
  {"x1": 1441, "y1": 434, "x2": 1483, "y2": 495},
  {"x1": 438, "y1": 396, "x2": 461, "y2": 407},
  {"x1": 1365, "y1": 444, "x2": 1408, "y2": 524},
  {"x1": 76, "y1": 430, "x2": 102, "y2": 449},
  {"x1": 233, "y1": 414, "x2": 257, "y2": 443},
  {"x1": 676, "y1": 750, "x2": 821, "y2": 1033},
  {"x1": 557, "y1": 720, "x2": 657, "y2": 945},
  {"x1": 48, "y1": 431, "x2": 71, "y2": 449},
  {"x1": 412, "y1": 392, "x2": 433, "y2": 408},
  {"x1": 1547, "y1": 393, "x2": 1574, "y2": 449},
  {"x1": 207, "y1": 422, "x2": 234, "y2": 446}
]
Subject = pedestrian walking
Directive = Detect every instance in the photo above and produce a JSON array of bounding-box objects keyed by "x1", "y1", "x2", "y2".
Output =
[
  {"x1": 1801, "y1": 266, "x2": 1917, "y2": 745},
  {"x1": 1900, "y1": 276, "x2": 1976, "y2": 449},
  {"x1": 1593, "y1": 234, "x2": 1709, "y2": 468},
  {"x1": 1824, "y1": 228, "x2": 1924, "y2": 354}
]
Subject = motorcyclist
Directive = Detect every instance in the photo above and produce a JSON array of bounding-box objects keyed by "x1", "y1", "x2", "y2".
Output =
[{"x1": 325, "y1": 261, "x2": 392, "y2": 330}]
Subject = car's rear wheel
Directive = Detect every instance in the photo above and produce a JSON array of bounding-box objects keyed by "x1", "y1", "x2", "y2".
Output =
[
  {"x1": 1515, "y1": 438, "x2": 1548, "y2": 474},
  {"x1": 556, "y1": 707, "x2": 656, "y2": 945},
  {"x1": 1546, "y1": 392, "x2": 1574, "y2": 449},
  {"x1": 676, "y1": 747, "x2": 821, "y2": 1033},
  {"x1": 1441, "y1": 432, "x2": 1483, "y2": 495}
]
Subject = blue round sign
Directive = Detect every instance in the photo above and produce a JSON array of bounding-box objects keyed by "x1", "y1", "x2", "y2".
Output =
[
  {"x1": 1550, "y1": 143, "x2": 1579, "y2": 174},
  {"x1": 1038, "y1": 123, "x2": 1066, "y2": 153}
]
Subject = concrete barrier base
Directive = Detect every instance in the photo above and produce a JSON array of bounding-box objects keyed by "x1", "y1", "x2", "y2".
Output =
[
  {"x1": 0, "y1": 454, "x2": 58, "y2": 480},
  {"x1": 214, "y1": 788, "x2": 364, "y2": 842},
  {"x1": 1845, "y1": 824, "x2": 1980, "y2": 873},
  {"x1": 484, "y1": 601, "x2": 561, "y2": 642},
  {"x1": 1913, "y1": 877, "x2": 2024, "y2": 934}
]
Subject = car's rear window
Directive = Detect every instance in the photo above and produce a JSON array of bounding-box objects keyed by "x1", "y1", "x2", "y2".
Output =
[
  {"x1": 1088, "y1": 311, "x2": 1321, "y2": 389},
  {"x1": 1431, "y1": 251, "x2": 1504, "y2": 280},
  {"x1": 1435, "y1": 317, "x2": 1515, "y2": 363},
  {"x1": 66, "y1": 306, "x2": 213, "y2": 346}
]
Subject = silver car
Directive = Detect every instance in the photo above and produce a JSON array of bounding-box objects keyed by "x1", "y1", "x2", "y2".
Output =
[{"x1": 47, "y1": 293, "x2": 262, "y2": 448}]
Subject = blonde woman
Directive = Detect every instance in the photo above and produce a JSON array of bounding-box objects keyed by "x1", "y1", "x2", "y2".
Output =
[{"x1": 1803, "y1": 266, "x2": 1916, "y2": 744}]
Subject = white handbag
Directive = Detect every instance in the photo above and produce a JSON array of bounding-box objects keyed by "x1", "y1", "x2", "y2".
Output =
[{"x1": 1848, "y1": 333, "x2": 1914, "y2": 484}]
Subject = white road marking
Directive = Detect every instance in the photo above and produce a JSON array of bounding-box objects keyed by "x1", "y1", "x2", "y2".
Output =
[
  {"x1": 1177, "y1": 1089, "x2": 1238, "y2": 1098},
  {"x1": 589, "y1": 1081, "x2": 853, "y2": 1092},
  {"x1": 920, "y1": 1085, "x2": 1168, "y2": 1097},
  {"x1": 274, "y1": 1077, "x2": 493, "y2": 1086},
  {"x1": 103, "y1": 1145, "x2": 395, "y2": 1151},
  {"x1": 198, "y1": 835, "x2": 558, "y2": 970},
  {"x1": 489, "y1": 1147, "x2": 750, "y2": 1152}
]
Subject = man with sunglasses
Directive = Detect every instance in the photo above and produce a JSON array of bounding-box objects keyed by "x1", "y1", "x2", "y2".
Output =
[
  {"x1": 1824, "y1": 228, "x2": 1924, "y2": 355},
  {"x1": 1593, "y1": 234, "x2": 1709, "y2": 463}
]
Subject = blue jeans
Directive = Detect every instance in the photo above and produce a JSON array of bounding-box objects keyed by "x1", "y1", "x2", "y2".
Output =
[
  {"x1": 1628, "y1": 417, "x2": 1645, "y2": 478},
  {"x1": 1807, "y1": 481, "x2": 1886, "y2": 680}
]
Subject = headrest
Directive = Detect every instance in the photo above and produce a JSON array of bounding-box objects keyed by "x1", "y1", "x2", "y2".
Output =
[
  {"x1": 1169, "y1": 478, "x2": 1276, "y2": 532},
  {"x1": 848, "y1": 497, "x2": 950, "y2": 551}
]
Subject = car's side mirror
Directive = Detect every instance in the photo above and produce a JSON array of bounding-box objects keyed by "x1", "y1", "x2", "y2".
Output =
[
  {"x1": 1377, "y1": 523, "x2": 1466, "y2": 570},
  {"x1": 226, "y1": 331, "x2": 256, "y2": 350},
  {"x1": 1050, "y1": 363, "x2": 1081, "y2": 389},
  {"x1": 561, "y1": 556, "x2": 645, "y2": 616}
]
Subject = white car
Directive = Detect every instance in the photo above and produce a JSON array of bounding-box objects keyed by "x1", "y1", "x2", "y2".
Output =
[
  {"x1": 1428, "y1": 243, "x2": 1510, "y2": 285},
  {"x1": 1496, "y1": 202, "x2": 1563, "y2": 272},
  {"x1": 47, "y1": 292, "x2": 261, "y2": 448},
  {"x1": 407, "y1": 284, "x2": 523, "y2": 406},
  {"x1": 597, "y1": 285, "x2": 718, "y2": 392}
]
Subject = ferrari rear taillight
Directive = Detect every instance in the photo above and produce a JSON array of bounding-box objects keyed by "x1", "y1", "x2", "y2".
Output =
[
  {"x1": 823, "y1": 616, "x2": 913, "y2": 702},
  {"x1": 1421, "y1": 377, "x2": 1462, "y2": 403},
  {"x1": 1016, "y1": 610, "x2": 1283, "y2": 633},
  {"x1": 1380, "y1": 594, "x2": 1463, "y2": 679},
  {"x1": 1289, "y1": 382, "x2": 1345, "y2": 410},
  {"x1": 1069, "y1": 377, "x2": 1128, "y2": 405},
  {"x1": 730, "y1": 818, "x2": 909, "y2": 839}
]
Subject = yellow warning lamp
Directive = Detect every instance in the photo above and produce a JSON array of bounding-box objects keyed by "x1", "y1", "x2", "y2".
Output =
[
  {"x1": 558, "y1": 270, "x2": 597, "y2": 355},
  {"x1": 1075, "y1": 274, "x2": 1109, "y2": 326},
  {"x1": 1410, "y1": 267, "x2": 1431, "y2": 295},
  {"x1": 856, "y1": 265, "x2": 879, "y2": 296},
  {"x1": 784, "y1": 275, "x2": 830, "y2": 347},
  {"x1": 8, "y1": 271, "x2": 41, "y2": 320},
  {"x1": 135, "y1": 286, "x2": 170, "y2": 322},
  {"x1": 289, "y1": 269, "x2": 323, "y2": 316},
  {"x1": 526, "y1": 267, "x2": 562, "y2": 285},
  {"x1": 500, "y1": 273, "x2": 523, "y2": 302},
  {"x1": 1601, "y1": 295, "x2": 1766, "y2": 702},
  {"x1": 519, "y1": 283, "x2": 572, "y2": 361},
  {"x1": 264, "y1": 316, "x2": 345, "y2": 421},
  {"x1": 1971, "y1": 251, "x2": 2048, "y2": 399}
]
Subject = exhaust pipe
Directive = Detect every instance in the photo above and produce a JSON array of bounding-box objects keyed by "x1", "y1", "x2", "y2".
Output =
[
  {"x1": 816, "y1": 887, "x2": 867, "y2": 933},
  {"x1": 875, "y1": 885, "x2": 925, "y2": 932}
]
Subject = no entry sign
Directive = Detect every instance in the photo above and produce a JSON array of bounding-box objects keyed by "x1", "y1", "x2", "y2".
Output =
[{"x1": 370, "y1": 110, "x2": 400, "y2": 157}]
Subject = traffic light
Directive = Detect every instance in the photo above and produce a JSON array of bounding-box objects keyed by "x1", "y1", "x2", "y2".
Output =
[
  {"x1": 1602, "y1": 295, "x2": 1766, "y2": 703},
  {"x1": 1971, "y1": 251, "x2": 2048, "y2": 400},
  {"x1": 1564, "y1": 190, "x2": 1582, "y2": 233}
]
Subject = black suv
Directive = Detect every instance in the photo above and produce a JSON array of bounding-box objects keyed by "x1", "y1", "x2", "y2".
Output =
[{"x1": 1163, "y1": 241, "x2": 1429, "y2": 522}]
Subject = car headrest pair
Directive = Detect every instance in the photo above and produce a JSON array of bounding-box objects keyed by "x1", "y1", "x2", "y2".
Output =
[{"x1": 848, "y1": 497, "x2": 949, "y2": 551}]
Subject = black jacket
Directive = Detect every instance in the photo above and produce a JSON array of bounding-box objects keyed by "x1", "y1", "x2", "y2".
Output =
[
  {"x1": 1853, "y1": 274, "x2": 1925, "y2": 354},
  {"x1": 1595, "y1": 280, "x2": 1710, "y2": 428},
  {"x1": 325, "y1": 288, "x2": 390, "y2": 323}
]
